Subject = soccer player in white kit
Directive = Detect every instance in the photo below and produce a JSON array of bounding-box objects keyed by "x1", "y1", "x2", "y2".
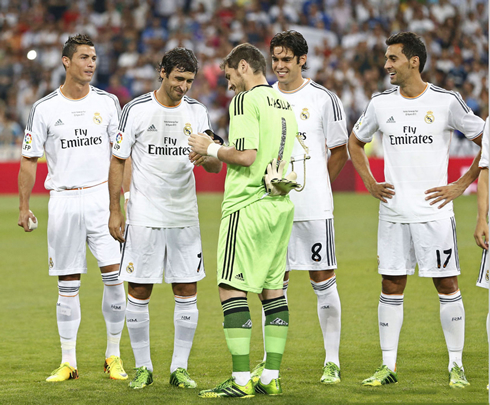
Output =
[
  {"x1": 251, "y1": 30, "x2": 348, "y2": 385},
  {"x1": 108, "y1": 48, "x2": 222, "y2": 390},
  {"x1": 349, "y1": 32, "x2": 484, "y2": 388},
  {"x1": 18, "y1": 35, "x2": 128, "y2": 382}
]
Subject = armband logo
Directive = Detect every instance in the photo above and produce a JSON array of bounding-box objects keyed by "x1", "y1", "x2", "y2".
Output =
[
  {"x1": 300, "y1": 108, "x2": 310, "y2": 120},
  {"x1": 183, "y1": 123, "x2": 192, "y2": 136},
  {"x1": 486, "y1": 269, "x2": 489, "y2": 282},
  {"x1": 116, "y1": 133, "x2": 123, "y2": 144},
  {"x1": 24, "y1": 133, "x2": 32, "y2": 144},
  {"x1": 424, "y1": 111, "x2": 435, "y2": 124},
  {"x1": 93, "y1": 112, "x2": 103, "y2": 125},
  {"x1": 49, "y1": 257, "x2": 54, "y2": 269}
]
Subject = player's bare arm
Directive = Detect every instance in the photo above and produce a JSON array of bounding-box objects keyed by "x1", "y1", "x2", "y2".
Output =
[
  {"x1": 108, "y1": 155, "x2": 126, "y2": 243},
  {"x1": 18, "y1": 156, "x2": 39, "y2": 232},
  {"x1": 425, "y1": 135, "x2": 482, "y2": 209},
  {"x1": 328, "y1": 144, "x2": 348, "y2": 183},
  {"x1": 122, "y1": 156, "x2": 132, "y2": 213},
  {"x1": 474, "y1": 167, "x2": 489, "y2": 249},
  {"x1": 189, "y1": 151, "x2": 222, "y2": 173},
  {"x1": 189, "y1": 132, "x2": 256, "y2": 167},
  {"x1": 348, "y1": 132, "x2": 395, "y2": 202}
]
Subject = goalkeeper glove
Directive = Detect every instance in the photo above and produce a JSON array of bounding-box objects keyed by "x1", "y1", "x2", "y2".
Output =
[{"x1": 263, "y1": 158, "x2": 301, "y2": 196}]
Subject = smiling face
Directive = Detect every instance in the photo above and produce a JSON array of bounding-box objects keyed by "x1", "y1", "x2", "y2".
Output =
[
  {"x1": 224, "y1": 65, "x2": 246, "y2": 95},
  {"x1": 271, "y1": 46, "x2": 305, "y2": 90},
  {"x1": 384, "y1": 43, "x2": 418, "y2": 87},
  {"x1": 159, "y1": 67, "x2": 195, "y2": 106},
  {"x1": 63, "y1": 45, "x2": 96, "y2": 85}
]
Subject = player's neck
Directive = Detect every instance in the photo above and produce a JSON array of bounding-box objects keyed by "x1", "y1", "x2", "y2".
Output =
[
  {"x1": 277, "y1": 76, "x2": 305, "y2": 92},
  {"x1": 60, "y1": 79, "x2": 91, "y2": 100},
  {"x1": 154, "y1": 88, "x2": 180, "y2": 107},
  {"x1": 245, "y1": 74, "x2": 269, "y2": 91},
  {"x1": 399, "y1": 78, "x2": 427, "y2": 98}
]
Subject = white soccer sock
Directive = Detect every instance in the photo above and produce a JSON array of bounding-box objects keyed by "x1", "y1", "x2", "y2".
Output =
[
  {"x1": 261, "y1": 279, "x2": 289, "y2": 362},
  {"x1": 232, "y1": 371, "x2": 251, "y2": 386},
  {"x1": 170, "y1": 294, "x2": 199, "y2": 373},
  {"x1": 439, "y1": 290, "x2": 465, "y2": 371},
  {"x1": 57, "y1": 280, "x2": 81, "y2": 369},
  {"x1": 260, "y1": 369, "x2": 279, "y2": 385},
  {"x1": 311, "y1": 276, "x2": 341, "y2": 367},
  {"x1": 101, "y1": 271, "x2": 126, "y2": 358},
  {"x1": 126, "y1": 295, "x2": 152, "y2": 372},
  {"x1": 378, "y1": 292, "x2": 404, "y2": 372}
]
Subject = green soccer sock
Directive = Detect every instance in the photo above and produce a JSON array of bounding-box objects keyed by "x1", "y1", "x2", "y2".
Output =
[
  {"x1": 222, "y1": 297, "x2": 252, "y2": 372},
  {"x1": 263, "y1": 296, "x2": 289, "y2": 370}
]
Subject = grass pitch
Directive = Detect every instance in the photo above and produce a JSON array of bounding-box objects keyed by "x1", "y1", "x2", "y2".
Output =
[{"x1": 1, "y1": 193, "x2": 488, "y2": 404}]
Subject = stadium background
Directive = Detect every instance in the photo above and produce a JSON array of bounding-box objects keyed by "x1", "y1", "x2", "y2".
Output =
[{"x1": 1, "y1": 0, "x2": 489, "y2": 403}]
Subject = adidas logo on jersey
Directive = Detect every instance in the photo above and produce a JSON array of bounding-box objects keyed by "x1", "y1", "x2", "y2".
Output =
[
  {"x1": 235, "y1": 273, "x2": 244, "y2": 281},
  {"x1": 242, "y1": 319, "x2": 252, "y2": 328},
  {"x1": 386, "y1": 116, "x2": 396, "y2": 123},
  {"x1": 147, "y1": 124, "x2": 158, "y2": 132},
  {"x1": 270, "y1": 318, "x2": 288, "y2": 326},
  {"x1": 55, "y1": 119, "x2": 64, "y2": 126}
]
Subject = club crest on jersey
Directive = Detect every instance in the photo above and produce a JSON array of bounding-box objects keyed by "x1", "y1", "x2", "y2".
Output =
[
  {"x1": 300, "y1": 108, "x2": 310, "y2": 120},
  {"x1": 93, "y1": 112, "x2": 102, "y2": 125},
  {"x1": 424, "y1": 111, "x2": 435, "y2": 124},
  {"x1": 126, "y1": 262, "x2": 134, "y2": 273},
  {"x1": 183, "y1": 123, "x2": 192, "y2": 136},
  {"x1": 49, "y1": 257, "x2": 54, "y2": 269},
  {"x1": 116, "y1": 133, "x2": 123, "y2": 144},
  {"x1": 24, "y1": 133, "x2": 32, "y2": 144},
  {"x1": 486, "y1": 269, "x2": 489, "y2": 282}
]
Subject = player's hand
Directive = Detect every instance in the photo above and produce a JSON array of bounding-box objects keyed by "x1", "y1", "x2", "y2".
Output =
[
  {"x1": 474, "y1": 220, "x2": 489, "y2": 250},
  {"x1": 189, "y1": 151, "x2": 207, "y2": 166},
  {"x1": 366, "y1": 182, "x2": 395, "y2": 203},
  {"x1": 18, "y1": 208, "x2": 36, "y2": 232},
  {"x1": 188, "y1": 132, "x2": 214, "y2": 156},
  {"x1": 264, "y1": 158, "x2": 301, "y2": 196},
  {"x1": 425, "y1": 183, "x2": 463, "y2": 209},
  {"x1": 109, "y1": 210, "x2": 126, "y2": 243}
]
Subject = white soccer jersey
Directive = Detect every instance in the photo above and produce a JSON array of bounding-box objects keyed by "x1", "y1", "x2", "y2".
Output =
[
  {"x1": 273, "y1": 79, "x2": 348, "y2": 220},
  {"x1": 22, "y1": 86, "x2": 120, "y2": 190},
  {"x1": 353, "y1": 83, "x2": 484, "y2": 223},
  {"x1": 479, "y1": 118, "x2": 489, "y2": 169},
  {"x1": 113, "y1": 92, "x2": 212, "y2": 228}
]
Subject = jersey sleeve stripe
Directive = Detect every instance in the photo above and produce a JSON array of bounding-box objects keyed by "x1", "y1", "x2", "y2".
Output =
[
  {"x1": 233, "y1": 92, "x2": 247, "y2": 116},
  {"x1": 118, "y1": 95, "x2": 152, "y2": 132},
  {"x1": 429, "y1": 85, "x2": 470, "y2": 113},
  {"x1": 309, "y1": 82, "x2": 343, "y2": 121},
  {"x1": 92, "y1": 87, "x2": 122, "y2": 117},
  {"x1": 26, "y1": 91, "x2": 58, "y2": 131}
]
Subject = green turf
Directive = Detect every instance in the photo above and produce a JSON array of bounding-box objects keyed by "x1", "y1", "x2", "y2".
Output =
[{"x1": 1, "y1": 193, "x2": 488, "y2": 404}]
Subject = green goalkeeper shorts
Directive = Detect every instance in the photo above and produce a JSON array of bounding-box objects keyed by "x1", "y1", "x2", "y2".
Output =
[{"x1": 217, "y1": 196, "x2": 294, "y2": 293}]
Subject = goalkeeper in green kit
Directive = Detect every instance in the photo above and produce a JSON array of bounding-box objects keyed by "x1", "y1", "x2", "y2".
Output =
[{"x1": 188, "y1": 43, "x2": 298, "y2": 398}]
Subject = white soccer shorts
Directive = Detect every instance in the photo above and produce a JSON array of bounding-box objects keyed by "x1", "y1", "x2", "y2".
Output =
[
  {"x1": 378, "y1": 217, "x2": 460, "y2": 277},
  {"x1": 47, "y1": 183, "x2": 121, "y2": 276},
  {"x1": 477, "y1": 249, "x2": 489, "y2": 289},
  {"x1": 119, "y1": 224, "x2": 205, "y2": 284},
  {"x1": 286, "y1": 219, "x2": 337, "y2": 271}
]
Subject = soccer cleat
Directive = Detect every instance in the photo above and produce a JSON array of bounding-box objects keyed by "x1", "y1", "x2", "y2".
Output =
[
  {"x1": 46, "y1": 362, "x2": 79, "y2": 382},
  {"x1": 361, "y1": 365, "x2": 398, "y2": 386},
  {"x1": 170, "y1": 367, "x2": 197, "y2": 388},
  {"x1": 321, "y1": 362, "x2": 341, "y2": 384},
  {"x1": 255, "y1": 377, "x2": 282, "y2": 395},
  {"x1": 104, "y1": 355, "x2": 128, "y2": 380},
  {"x1": 128, "y1": 366, "x2": 153, "y2": 389},
  {"x1": 449, "y1": 363, "x2": 469, "y2": 389},
  {"x1": 198, "y1": 377, "x2": 255, "y2": 398},
  {"x1": 250, "y1": 361, "x2": 265, "y2": 385}
]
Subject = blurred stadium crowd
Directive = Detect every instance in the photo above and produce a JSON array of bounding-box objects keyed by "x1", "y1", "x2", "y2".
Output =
[{"x1": 0, "y1": 0, "x2": 487, "y2": 159}]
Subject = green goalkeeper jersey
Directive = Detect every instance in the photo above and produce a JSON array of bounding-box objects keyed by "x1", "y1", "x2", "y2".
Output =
[{"x1": 221, "y1": 84, "x2": 298, "y2": 218}]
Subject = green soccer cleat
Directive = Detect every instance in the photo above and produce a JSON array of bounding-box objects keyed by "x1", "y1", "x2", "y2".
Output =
[
  {"x1": 449, "y1": 363, "x2": 469, "y2": 389},
  {"x1": 255, "y1": 377, "x2": 282, "y2": 395},
  {"x1": 170, "y1": 367, "x2": 197, "y2": 388},
  {"x1": 104, "y1": 356, "x2": 128, "y2": 380},
  {"x1": 250, "y1": 361, "x2": 265, "y2": 385},
  {"x1": 128, "y1": 366, "x2": 153, "y2": 389},
  {"x1": 198, "y1": 377, "x2": 255, "y2": 398},
  {"x1": 46, "y1": 362, "x2": 79, "y2": 382},
  {"x1": 361, "y1": 365, "x2": 398, "y2": 386},
  {"x1": 321, "y1": 362, "x2": 341, "y2": 384}
]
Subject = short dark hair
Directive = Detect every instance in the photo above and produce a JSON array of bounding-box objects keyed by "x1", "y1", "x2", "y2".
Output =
[
  {"x1": 159, "y1": 48, "x2": 198, "y2": 81},
  {"x1": 220, "y1": 43, "x2": 266, "y2": 76},
  {"x1": 270, "y1": 30, "x2": 308, "y2": 71},
  {"x1": 62, "y1": 34, "x2": 94, "y2": 60},
  {"x1": 386, "y1": 32, "x2": 427, "y2": 73}
]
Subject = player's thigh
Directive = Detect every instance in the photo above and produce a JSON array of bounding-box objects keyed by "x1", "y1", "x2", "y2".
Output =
[
  {"x1": 164, "y1": 226, "x2": 205, "y2": 284},
  {"x1": 477, "y1": 249, "x2": 489, "y2": 289},
  {"x1": 85, "y1": 186, "x2": 121, "y2": 268},
  {"x1": 48, "y1": 191, "x2": 87, "y2": 275},
  {"x1": 287, "y1": 219, "x2": 337, "y2": 271},
  {"x1": 377, "y1": 220, "x2": 416, "y2": 276},
  {"x1": 411, "y1": 217, "x2": 460, "y2": 277},
  {"x1": 119, "y1": 225, "x2": 166, "y2": 284}
]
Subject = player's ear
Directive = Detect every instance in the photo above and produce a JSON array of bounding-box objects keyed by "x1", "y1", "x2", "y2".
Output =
[
  {"x1": 298, "y1": 54, "x2": 307, "y2": 68},
  {"x1": 239, "y1": 59, "x2": 248, "y2": 73},
  {"x1": 411, "y1": 56, "x2": 419, "y2": 70},
  {"x1": 160, "y1": 68, "x2": 166, "y2": 79},
  {"x1": 62, "y1": 56, "x2": 70, "y2": 69}
]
